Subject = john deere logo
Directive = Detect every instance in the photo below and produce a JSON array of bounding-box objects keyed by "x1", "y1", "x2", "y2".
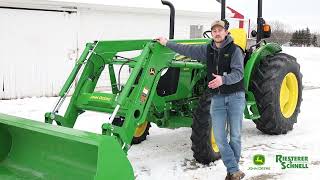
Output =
[
  {"x1": 248, "y1": 154, "x2": 270, "y2": 170},
  {"x1": 253, "y1": 154, "x2": 265, "y2": 165},
  {"x1": 149, "y1": 68, "x2": 155, "y2": 75}
]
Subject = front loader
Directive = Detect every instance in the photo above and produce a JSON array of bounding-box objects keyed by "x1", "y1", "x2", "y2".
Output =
[{"x1": 0, "y1": 0, "x2": 302, "y2": 179}]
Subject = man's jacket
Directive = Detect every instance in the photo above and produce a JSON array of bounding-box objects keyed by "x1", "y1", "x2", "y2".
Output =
[{"x1": 166, "y1": 35, "x2": 245, "y2": 95}]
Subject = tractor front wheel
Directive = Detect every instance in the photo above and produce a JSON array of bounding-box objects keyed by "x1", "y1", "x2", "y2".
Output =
[
  {"x1": 112, "y1": 117, "x2": 151, "y2": 144},
  {"x1": 251, "y1": 53, "x2": 302, "y2": 134},
  {"x1": 191, "y1": 92, "x2": 221, "y2": 164},
  {"x1": 132, "y1": 122, "x2": 151, "y2": 144}
]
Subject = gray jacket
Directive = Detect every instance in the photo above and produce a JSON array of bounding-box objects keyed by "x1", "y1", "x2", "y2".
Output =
[{"x1": 166, "y1": 36, "x2": 244, "y2": 85}]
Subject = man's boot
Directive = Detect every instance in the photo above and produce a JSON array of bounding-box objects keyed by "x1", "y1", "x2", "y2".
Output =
[
  {"x1": 230, "y1": 170, "x2": 245, "y2": 180},
  {"x1": 225, "y1": 173, "x2": 231, "y2": 180}
]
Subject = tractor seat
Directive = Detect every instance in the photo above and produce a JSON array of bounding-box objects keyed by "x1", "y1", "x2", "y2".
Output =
[
  {"x1": 229, "y1": 28, "x2": 251, "y2": 65},
  {"x1": 229, "y1": 28, "x2": 247, "y2": 51}
]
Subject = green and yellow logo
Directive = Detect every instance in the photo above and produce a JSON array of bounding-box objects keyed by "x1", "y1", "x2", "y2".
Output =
[
  {"x1": 248, "y1": 154, "x2": 270, "y2": 170},
  {"x1": 253, "y1": 154, "x2": 265, "y2": 165}
]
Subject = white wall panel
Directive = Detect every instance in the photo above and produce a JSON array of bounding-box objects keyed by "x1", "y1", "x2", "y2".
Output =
[
  {"x1": 0, "y1": 4, "x2": 218, "y2": 98},
  {"x1": 77, "y1": 9, "x2": 216, "y2": 90},
  {"x1": 0, "y1": 8, "x2": 77, "y2": 99}
]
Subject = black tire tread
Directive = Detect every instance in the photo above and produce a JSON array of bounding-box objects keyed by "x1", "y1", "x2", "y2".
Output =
[
  {"x1": 191, "y1": 92, "x2": 221, "y2": 164},
  {"x1": 250, "y1": 53, "x2": 303, "y2": 135}
]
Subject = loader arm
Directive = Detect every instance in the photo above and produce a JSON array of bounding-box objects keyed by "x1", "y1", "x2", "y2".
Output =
[
  {"x1": 45, "y1": 39, "x2": 208, "y2": 151},
  {"x1": 1, "y1": 38, "x2": 209, "y2": 179}
]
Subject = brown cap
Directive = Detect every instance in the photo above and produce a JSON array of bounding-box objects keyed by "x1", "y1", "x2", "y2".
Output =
[{"x1": 211, "y1": 20, "x2": 226, "y2": 30}]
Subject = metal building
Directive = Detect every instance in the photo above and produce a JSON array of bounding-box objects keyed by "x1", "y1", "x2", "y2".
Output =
[{"x1": 0, "y1": 0, "x2": 223, "y2": 99}]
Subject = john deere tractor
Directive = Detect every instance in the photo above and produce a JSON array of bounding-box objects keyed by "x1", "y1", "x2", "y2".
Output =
[{"x1": 0, "y1": 0, "x2": 302, "y2": 179}]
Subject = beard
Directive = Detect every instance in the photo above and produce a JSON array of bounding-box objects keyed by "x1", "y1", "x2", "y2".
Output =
[
  {"x1": 214, "y1": 38, "x2": 224, "y2": 43},
  {"x1": 213, "y1": 35, "x2": 227, "y2": 43}
]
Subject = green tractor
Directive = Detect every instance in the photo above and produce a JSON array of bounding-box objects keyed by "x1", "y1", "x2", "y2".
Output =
[{"x1": 0, "y1": 0, "x2": 302, "y2": 179}]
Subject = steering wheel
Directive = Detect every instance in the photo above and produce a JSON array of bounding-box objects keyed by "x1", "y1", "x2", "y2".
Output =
[{"x1": 203, "y1": 30, "x2": 211, "y2": 38}]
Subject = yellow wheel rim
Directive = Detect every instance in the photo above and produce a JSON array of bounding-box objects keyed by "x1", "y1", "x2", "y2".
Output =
[
  {"x1": 280, "y1": 73, "x2": 299, "y2": 118},
  {"x1": 211, "y1": 129, "x2": 219, "y2": 152},
  {"x1": 134, "y1": 122, "x2": 148, "y2": 137}
]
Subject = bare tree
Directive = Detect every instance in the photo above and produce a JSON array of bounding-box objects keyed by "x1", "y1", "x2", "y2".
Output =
[
  {"x1": 248, "y1": 20, "x2": 292, "y2": 45},
  {"x1": 267, "y1": 20, "x2": 292, "y2": 45}
]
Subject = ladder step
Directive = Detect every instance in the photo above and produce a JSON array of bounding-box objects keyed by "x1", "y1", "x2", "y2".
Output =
[
  {"x1": 246, "y1": 100, "x2": 256, "y2": 106},
  {"x1": 249, "y1": 114, "x2": 261, "y2": 120}
]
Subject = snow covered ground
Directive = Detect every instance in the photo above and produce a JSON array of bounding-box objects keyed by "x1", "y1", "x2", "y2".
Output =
[{"x1": 0, "y1": 47, "x2": 320, "y2": 180}]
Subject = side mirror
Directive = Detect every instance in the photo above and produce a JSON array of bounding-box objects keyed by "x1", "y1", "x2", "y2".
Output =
[{"x1": 251, "y1": 30, "x2": 257, "y2": 37}]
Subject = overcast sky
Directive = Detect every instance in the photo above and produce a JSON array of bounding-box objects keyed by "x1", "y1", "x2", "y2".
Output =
[
  {"x1": 227, "y1": 0, "x2": 320, "y2": 33},
  {"x1": 57, "y1": 0, "x2": 320, "y2": 32}
]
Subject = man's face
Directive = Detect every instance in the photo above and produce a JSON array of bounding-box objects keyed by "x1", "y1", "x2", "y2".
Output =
[{"x1": 211, "y1": 26, "x2": 228, "y2": 43}]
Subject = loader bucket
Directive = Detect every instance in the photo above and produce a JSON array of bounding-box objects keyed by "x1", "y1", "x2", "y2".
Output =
[{"x1": 0, "y1": 113, "x2": 134, "y2": 180}]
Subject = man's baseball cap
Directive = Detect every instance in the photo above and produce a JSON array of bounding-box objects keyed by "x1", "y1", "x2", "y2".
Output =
[{"x1": 211, "y1": 20, "x2": 229, "y2": 30}]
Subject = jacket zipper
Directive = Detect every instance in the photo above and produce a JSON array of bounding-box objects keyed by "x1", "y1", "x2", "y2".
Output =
[{"x1": 216, "y1": 50, "x2": 221, "y2": 94}]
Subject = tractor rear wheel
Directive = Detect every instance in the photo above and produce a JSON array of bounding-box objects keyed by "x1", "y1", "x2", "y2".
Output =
[
  {"x1": 251, "y1": 53, "x2": 302, "y2": 134},
  {"x1": 191, "y1": 92, "x2": 221, "y2": 164}
]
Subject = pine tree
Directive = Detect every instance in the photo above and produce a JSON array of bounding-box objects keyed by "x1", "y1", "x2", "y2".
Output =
[
  {"x1": 290, "y1": 31, "x2": 298, "y2": 46},
  {"x1": 289, "y1": 28, "x2": 316, "y2": 47},
  {"x1": 298, "y1": 30, "x2": 303, "y2": 46},
  {"x1": 312, "y1": 35, "x2": 318, "y2": 47},
  {"x1": 306, "y1": 27, "x2": 312, "y2": 47}
]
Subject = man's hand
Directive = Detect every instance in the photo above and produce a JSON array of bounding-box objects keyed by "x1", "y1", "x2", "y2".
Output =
[
  {"x1": 208, "y1": 73, "x2": 223, "y2": 89},
  {"x1": 155, "y1": 37, "x2": 168, "y2": 46}
]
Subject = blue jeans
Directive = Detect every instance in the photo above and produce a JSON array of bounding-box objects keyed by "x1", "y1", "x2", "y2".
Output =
[{"x1": 210, "y1": 91, "x2": 246, "y2": 174}]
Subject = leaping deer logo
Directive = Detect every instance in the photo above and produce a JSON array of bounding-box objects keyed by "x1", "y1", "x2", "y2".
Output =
[{"x1": 253, "y1": 154, "x2": 265, "y2": 165}]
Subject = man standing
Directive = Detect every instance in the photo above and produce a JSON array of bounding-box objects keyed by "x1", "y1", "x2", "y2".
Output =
[{"x1": 156, "y1": 20, "x2": 246, "y2": 180}]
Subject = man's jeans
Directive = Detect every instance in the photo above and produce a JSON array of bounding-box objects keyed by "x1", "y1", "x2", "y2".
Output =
[{"x1": 210, "y1": 91, "x2": 246, "y2": 174}]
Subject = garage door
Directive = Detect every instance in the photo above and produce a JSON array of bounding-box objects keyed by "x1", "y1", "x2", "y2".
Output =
[{"x1": 0, "y1": 8, "x2": 77, "y2": 99}]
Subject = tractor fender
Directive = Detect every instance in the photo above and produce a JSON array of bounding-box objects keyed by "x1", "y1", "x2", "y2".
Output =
[{"x1": 244, "y1": 43, "x2": 282, "y2": 91}]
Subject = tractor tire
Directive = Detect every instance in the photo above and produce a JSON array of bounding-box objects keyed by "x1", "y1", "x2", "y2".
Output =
[
  {"x1": 251, "y1": 53, "x2": 302, "y2": 135},
  {"x1": 132, "y1": 122, "x2": 151, "y2": 144},
  {"x1": 191, "y1": 92, "x2": 221, "y2": 164},
  {"x1": 112, "y1": 117, "x2": 151, "y2": 144}
]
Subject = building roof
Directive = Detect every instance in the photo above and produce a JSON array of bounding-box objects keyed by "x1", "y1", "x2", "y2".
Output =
[{"x1": 0, "y1": 0, "x2": 225, "y2": 17}]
